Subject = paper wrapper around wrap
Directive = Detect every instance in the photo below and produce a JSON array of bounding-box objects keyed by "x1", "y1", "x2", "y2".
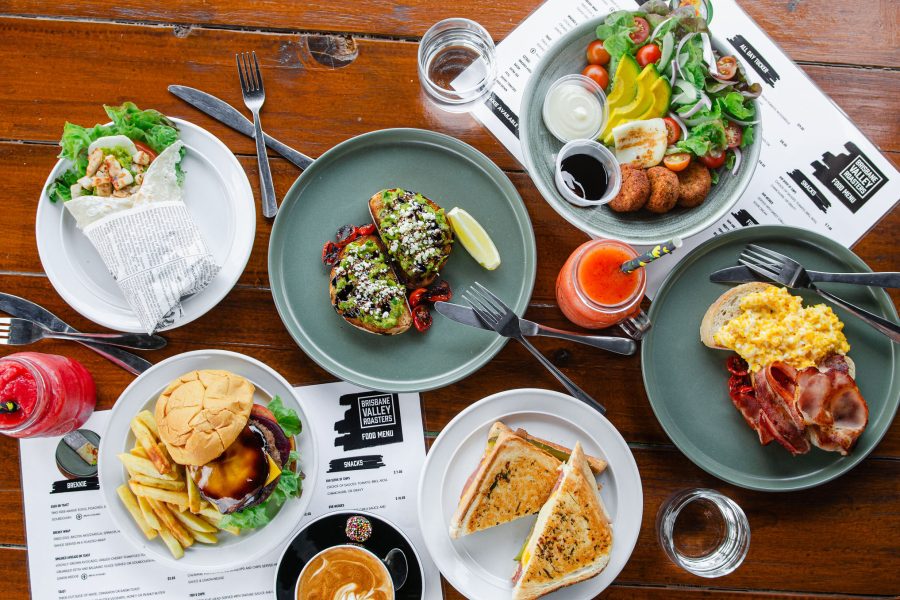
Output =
[{"x1": 65, "y1": 141, "x2": 219, "y2": 333}]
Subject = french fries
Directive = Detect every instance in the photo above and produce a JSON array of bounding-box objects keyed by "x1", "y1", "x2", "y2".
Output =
[{"x1": 116, "y1": 411, "x2": 242, "y2": 559}]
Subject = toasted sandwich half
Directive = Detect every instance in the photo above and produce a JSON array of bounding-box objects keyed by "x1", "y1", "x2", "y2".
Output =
[
  {"x1": 511, "y1": 442, "x2": 613, "y2": 600},
  {"x1": 449, "y1": 424, "x2": 561, "y2": 539}
]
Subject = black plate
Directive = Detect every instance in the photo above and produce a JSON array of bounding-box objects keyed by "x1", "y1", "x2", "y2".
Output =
[{"x1": 275, "y1": 511, "x2": 424, "y2": 599}]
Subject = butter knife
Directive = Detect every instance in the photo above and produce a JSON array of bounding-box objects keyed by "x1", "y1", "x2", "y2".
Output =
[
  {"x1": 710, "y1": 265, "x2": 900, "y2": 288},
  {"x1": 0, "y1": 293, "x2": 151, "y2": 375},
  {"x1": 168, "y1": 85, "x2": 313, "y2": 170},
  {"x1": 434, "y1": 301, "x2": 636, "y2": 355}
]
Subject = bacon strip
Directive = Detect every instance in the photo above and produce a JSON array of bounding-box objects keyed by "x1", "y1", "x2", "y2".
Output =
[
  {"x1": 752, "y1": 363, "x2": 810, "y2": 455},
  {"x1": 796, "y1": 366, "x2": 868, "y2": 455}
]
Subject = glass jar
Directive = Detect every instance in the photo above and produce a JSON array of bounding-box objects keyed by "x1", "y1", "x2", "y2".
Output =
[
  {"x1": 0, "y1": 352, "x2": 96, "y2": 438},
  {"x1": 556, "y1": 239, "x2": 646, "y2": 329}
]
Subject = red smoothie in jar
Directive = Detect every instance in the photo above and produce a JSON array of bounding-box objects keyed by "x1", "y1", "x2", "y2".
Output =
[
  {"x1": 0, "y1": 352, "x2": 96, "y2": 438},
  {"x1": 556, "y1": 239, "x2": 646, "y2": 329}
]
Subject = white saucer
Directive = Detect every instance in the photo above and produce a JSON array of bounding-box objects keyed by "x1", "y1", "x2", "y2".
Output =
[{"x1": 417, "y1": 388, "x2": 642, "y2": 599}]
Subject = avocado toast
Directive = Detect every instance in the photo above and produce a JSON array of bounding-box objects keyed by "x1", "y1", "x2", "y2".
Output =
[
  {"x1": 369, "y1": 188, "x2": 453, "y2": 288},
  {"x1": 329, "y1": 235, "x2": 412, "y2": 335}
]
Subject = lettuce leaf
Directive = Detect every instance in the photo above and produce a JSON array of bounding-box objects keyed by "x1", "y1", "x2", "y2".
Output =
[
  {"x1": 268, "y1": 396, "x2": 302, "y2": 437},
  {"x1": 596, "y1": 11, "x2": 636, "y2": 78},
  {"x1": 678, "y1": 35, "x2": 707, "y2": 91},
  {"x1": 740, "y1": 125, "x2": 755, "y2": 149},
  {"x1": 717, "y1": 91, "x2": 755, "y2": 120},
  {"x1": 46, "y1": 169, "x2": 80, "y2": 203}
]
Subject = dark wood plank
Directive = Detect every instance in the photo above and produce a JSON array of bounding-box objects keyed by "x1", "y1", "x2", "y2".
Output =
[
  {"x1": 0, "y1": 17, "x2": 897, "y2": 174},
  {"x1": 2, "y1": 1, "x2": 896, "y2": 68},
  {"x1": 0, "y1": 548, "x2": 29, "y2": 599}
]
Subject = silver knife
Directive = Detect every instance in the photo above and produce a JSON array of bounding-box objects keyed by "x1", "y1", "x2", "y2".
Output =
[
  {"x1": 434, "y1": 301, "x2": 636, "y2": 356},
  {"x1": 710, "y1": 265, "x2": 900, "y2": 288},
  {"x1": 0, "y1": 293, "x2": 152, "y2": 375},
  {"x1": 168, "y1": 85, "x2": 314, "y2": 170}
]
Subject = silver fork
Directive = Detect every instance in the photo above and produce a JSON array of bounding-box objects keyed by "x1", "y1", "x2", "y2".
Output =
[
  {"x1": 463, "y1": 283, "x2": 607, "y2": 415},
  {"x1": 744, "y1": 244, "x2": 900, "y2": 288},
  {"x1": 0, "y1": 317, "x2": 167, "y2": 350},
  {"x1": 236, "y1": 51, "x2": 277, "y2": 219},
  {"x1": 739, "y1": 248, "x2": 900, "y2": 342}
]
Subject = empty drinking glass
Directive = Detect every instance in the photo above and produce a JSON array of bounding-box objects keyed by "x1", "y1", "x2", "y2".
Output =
[{"x1": 656, "y1": 488, "x2": 750, "y2": 578}]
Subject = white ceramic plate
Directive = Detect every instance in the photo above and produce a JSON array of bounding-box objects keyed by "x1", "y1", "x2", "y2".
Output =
[
  {"x1": 98, "y1": 350, "x2": 318, "y2": 572},
  {"x1": 417, "y1": 388, "x2": 642, "y2": 599},
  {"x1": 35, "y1": 118, "x2": 255, "y2": 332}
]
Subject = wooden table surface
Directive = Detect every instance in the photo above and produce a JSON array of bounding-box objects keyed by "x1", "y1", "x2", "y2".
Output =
[{"x1": 1, "y1": 1, "x2": 897, "y2": 598}]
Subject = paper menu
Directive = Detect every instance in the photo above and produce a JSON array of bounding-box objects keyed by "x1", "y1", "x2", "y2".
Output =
[
  {"x1": 467, "y1": 0, "x2": 899, "y2": 297},
  {"x1": 20, "y1": 381, "x2": 441, "y2": 599}
]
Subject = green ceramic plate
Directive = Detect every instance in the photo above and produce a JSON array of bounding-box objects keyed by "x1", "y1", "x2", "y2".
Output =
[
  {"x1": 643, "y1": 226, "x2": 899, "y2": 491},
  {"x1": 519, "y1": 19, "x2": 761, "y2": 245},
  {"x1": 269, "y1": 128, "x2": 536, "y2": 392}
]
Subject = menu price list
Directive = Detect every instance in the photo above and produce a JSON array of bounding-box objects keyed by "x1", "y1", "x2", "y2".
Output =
[{"x1": 21, "y1": 381, "x2": 441, "y2": 599}]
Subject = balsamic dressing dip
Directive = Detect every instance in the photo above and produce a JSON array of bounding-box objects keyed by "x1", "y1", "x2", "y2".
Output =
[{"x1": 559, "y1": 153, "x2": 610, "y2": 201}]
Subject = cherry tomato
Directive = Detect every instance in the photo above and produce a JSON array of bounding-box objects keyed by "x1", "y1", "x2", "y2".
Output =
[
  {"x1": 408, "y1": 288, "x2": 428, "y2": 308},
  {"x1": 322, "y1": 241, "x2": 340, "y2": 265},
  {"x1": 725, "y1": 121, "x2": 743, "y2": 149},
  {"x1": 335, "y1": 224, "x2": 359, "y2": 244},
  {"x1": 357, "y1": 223, "x2": 377, "y2": 236},
  {"x1": 133, "y1": 140, "x2": 158, "y2": 161},
  {"x1": 716, "y1": 56, "x2": 738, "y2": 80},
  {"x1": 662, "y1": 117, "x2": 681, "y2": 145},
  {"x1": 413, "y1": 304, "x2": 433, "y2": 333},
  {"x1": 726, "y1": 355, "x2": 750, "y2": 377},
  {"x1": 630, "y1": 17, "x2": 651, "y2": 44},
  {"x1": 663, "y1": 152, "x2": 691, "y2": 172},
  {"x1": 251, "y1": 404, "x2": 278, "y2": 423},
  {"x1": 586, "y1": 40, "x2": 610, "y2": 66},
  {"x1": 700, "y1": 151, "x2": 727, "y2": 169},
  {"x1": 581, "y1": 64, "x2": 609, "y2": 90},
  {"x1": 636, "y1": 43, "x2": 662, "y2": 67}
]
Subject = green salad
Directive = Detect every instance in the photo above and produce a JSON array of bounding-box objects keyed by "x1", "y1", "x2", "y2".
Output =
[{"x1": 47, "y1": 102, "x2": 181, "y2": 203}]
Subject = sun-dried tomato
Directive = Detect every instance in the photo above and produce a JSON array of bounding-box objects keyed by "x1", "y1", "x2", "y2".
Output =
[
  {"x1": 322, "y1": 241, "x2": 340, "y2": 266},
  {"x1": 413, "y1": 304, "x2": 432, "y2": 332}
]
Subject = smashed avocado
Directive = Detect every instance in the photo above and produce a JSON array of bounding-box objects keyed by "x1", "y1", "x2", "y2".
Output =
[
  {"x1": 376, "y1": 189, "x2": 452, "y2": 278},
  {"x1": 332, "y1": 239, "x2": 406, "y2": 329}
]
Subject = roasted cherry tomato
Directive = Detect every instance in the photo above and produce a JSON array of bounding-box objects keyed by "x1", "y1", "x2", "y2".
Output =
[
  {"x1": 727, "y1": 355, "x2": 750, "y2": 377},
  {"x1": 586, "y1": 40, "x2": 610, "y2": 66},
  {"x1": 630, "y1": 17, "x2": 651, "y2": 44},
  {"x1": 663, "y1": 152, "x2": 691, "y2": 172},
  {"x1": 413, "y1": 304, "x2": 433, "y2": 333},
  {"x1": 581, "y1": 64, "x2": 609, "y2": 90},
  {"x1": 716, "y1": 56, "x2": 738, "y2": 80},
  {"x1": 662, "y1": 117, "x2": 681, "y2": 145},
  {"x1": 408, "y1": 288, "x2": 428, "y2": 308},
  {"x1": 133, "y1": 140, "x2": 158, "y2": 161},
  {"x1": 322, "y1": 241, "x2": 340, "y2": 265},
  {"x1": 700, "y1": 151, "x2": 727, "y2": 169},
  {"x1": 725, "y1": 121, "x2": 743, "y2": 149},
  {"x1": 357, "y1": 223, "x2": 377, "y2": 236},
  {"x1": 335, "y1": 224, "x2": 359, "y2": 245},
  {"x1": 251, "y1": 404, "x2": 278, "y2": 423},
  {"x1": 423, "y1": 280, "x2": 453, "y2": 303},
  {"x1": 636, "y1": 43, "x2": 662, "y2": 67}
]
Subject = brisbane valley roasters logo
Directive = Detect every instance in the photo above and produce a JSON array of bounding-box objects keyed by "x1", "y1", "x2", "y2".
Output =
[
  {"x1": 334, "y1": 391, "x2": 404, "y2": 451},
  {"x1": 811, "y1": 142, "x2": 888, "y2": 213}
]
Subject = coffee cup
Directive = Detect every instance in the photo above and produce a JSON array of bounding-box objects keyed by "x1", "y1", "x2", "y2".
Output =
[{"x1": 296, "y1": 544, "x2": 408, "y2": 600}]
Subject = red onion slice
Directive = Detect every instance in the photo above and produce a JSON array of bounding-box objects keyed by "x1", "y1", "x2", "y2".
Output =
[
  {"x1": 668, "y1": 111, "x2": 689, "y2": 140},
  {"x1": 731, "y1": 147, "x2": 742, "y2": 174}
]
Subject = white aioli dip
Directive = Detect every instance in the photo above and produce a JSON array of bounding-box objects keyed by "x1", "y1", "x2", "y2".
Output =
[{"x1": 543, "y1": 83, "x2": 603, "y2": 142}]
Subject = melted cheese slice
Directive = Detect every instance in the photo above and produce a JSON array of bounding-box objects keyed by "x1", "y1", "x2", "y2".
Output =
[{"x1": 265, "y1": 452, "x2": 282, "y2": 486}]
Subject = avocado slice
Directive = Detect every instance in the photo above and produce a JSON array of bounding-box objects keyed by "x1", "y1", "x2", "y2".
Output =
[
  {"x1": 636, "y1": 77, "x2": 672, "y2": 121},
  {"x1": 601, "y1": 65, "x2": 661, "y2": 143},
  {"x1": 606, "y1": 55, "x2": 641, "y2": 110}
]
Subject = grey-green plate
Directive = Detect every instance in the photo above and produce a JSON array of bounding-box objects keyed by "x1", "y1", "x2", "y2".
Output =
[
  {"x1": 519, "y1": 18, "x2": 761, "y2": 245},
  {"x1": 269, "y1": 128, "x2": 536, "y2": 392},
  {"x1": 642, "y1": 225, "x2": 900, "y2": 491}
]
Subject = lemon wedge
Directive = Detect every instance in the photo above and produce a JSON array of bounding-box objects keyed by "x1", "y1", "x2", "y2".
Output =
[{"x1": 447, "y1": 207, "x2": 501, "y2": 270}]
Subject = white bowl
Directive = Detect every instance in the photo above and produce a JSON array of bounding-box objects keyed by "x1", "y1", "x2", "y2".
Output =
[{"x1": 98, "y1": 349, "x2": 318, "y2": 572}]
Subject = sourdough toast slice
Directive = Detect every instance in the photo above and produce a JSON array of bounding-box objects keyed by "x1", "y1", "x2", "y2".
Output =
[
  {"x1": 329, "y1": 235, "x2": 412, "y2": 335},
  {"x1": 369, "y1": 188, "x2": 453, "y2": 289}
]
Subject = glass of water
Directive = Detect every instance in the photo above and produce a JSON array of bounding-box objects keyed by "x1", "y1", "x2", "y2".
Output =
[
  {"x1": 417, "y1": 18, "x2": 497, "y2": 112},
  {"x1": 656, "y1": 488, "x2": 750, "y2": 578}
]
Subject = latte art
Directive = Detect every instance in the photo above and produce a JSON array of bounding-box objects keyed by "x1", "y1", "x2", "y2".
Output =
[{"x1": 297, "y1": 546, "x2": 394, "y2": 600}]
